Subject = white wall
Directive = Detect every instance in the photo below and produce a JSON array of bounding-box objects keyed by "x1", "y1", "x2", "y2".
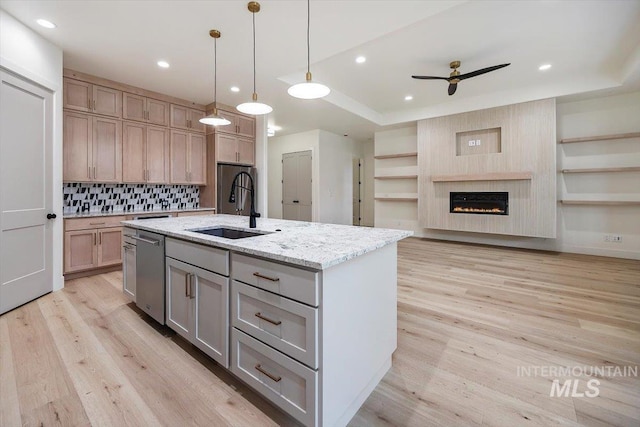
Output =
[
  {"x1": 267, "y1": 130, "x2": 320, "y2": 220},
  {"x1": 254, "y1": 115, "x2": 268, "y2": 215},
  {"x1": 361, "y1": 141, "x2": 375, "y2": 227},
  {"x1": 373, "y1": 91, "x2": 640, "y2": 259},
  {"x1": 1, "y1": 9, "x2": 64, "y2": 289}
]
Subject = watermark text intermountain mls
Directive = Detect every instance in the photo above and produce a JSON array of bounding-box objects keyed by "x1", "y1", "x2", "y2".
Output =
[{"x1": 517, "y1": 365, "x2": 638, "y2": 398}]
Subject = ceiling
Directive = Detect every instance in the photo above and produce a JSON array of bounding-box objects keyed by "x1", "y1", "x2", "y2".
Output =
[{"x1": 2, "y1": 0, "x2": 639, "y2": 141}]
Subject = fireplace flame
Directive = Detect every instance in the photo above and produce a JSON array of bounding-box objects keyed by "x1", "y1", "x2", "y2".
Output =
[{"x1": 453, "y1": 207, "x2": 505, "y2": 213}]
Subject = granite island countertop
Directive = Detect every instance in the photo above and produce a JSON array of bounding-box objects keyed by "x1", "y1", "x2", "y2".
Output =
[{"x1": 122, "y1": 214, "x2": 412, "y2": 270}]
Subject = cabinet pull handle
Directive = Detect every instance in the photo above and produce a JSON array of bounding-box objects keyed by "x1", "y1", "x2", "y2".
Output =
[
  {"x1": 98, "y1": 231, "x2": 102, "y2": 245},
  {"x1": 185, "y1": 273, "x2": 190, "y2": 297},
  {"x1": 93, "y1": 166, "x2": 96, "y2": 179},
  {"x1": 88, "y1": 166, "x2": 91, "y2": 179},
  {"x1": 190, "y1": 274, "x2": 195, "y2": 299},
  {"x1": 87, "y1": 96, "x2": 91, "y2": 109},
  {"x1": 93, "y1": 99, "x2": 96, "y2": 111},
  {"x1": 93, "y1": 233, "x2": 96, "y2": 245},
  {"x1": 253, "y1": 272, "x2": 280, "y2": 282},
  {"x1": 89, "y1": 222, "x2": 106, "y2": 225},
  {"x1": 255, "y1": 364, "x2": 281, "y2": 382},
  {"x1": 255, "y1": 312, "x2": 281, "y2": 325}
]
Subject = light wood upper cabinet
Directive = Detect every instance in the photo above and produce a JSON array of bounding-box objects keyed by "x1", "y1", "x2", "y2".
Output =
[
  {"x1": 64, "y1": 78, "x2": 121, "y2": 118},
  {"x1": 170, "y1": 130, "x2": 206, "y2": 185},
  {"x1": 215, "y1": 133, "x2": 255, "y2": 166},
  {"x1": 123, "y1": 121, "x2": 169, "y2": 183},
  {"x1": 123, "y1": 93, "x2": 169, "y2": 126},
  {"x1": 171, "y1": 104, "x2": 206, "y2": 133},
  {"x1": 63, "y1": 112, "x2": 122, "y2": 182},
  {"x1": 215, "y1": 110, "x2": 255, "y2": 138}
]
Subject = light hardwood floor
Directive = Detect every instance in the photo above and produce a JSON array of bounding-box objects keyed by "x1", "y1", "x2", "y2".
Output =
[{"x1": 1, "y1": 238, "x2": 639, "y2": 426}]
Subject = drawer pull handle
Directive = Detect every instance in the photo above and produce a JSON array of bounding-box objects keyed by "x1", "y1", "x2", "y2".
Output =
[
  {"x1": 253, "y1": 272, "x2": 280, "y2": 282},
  {"x1": 89, "y1": 222, "x2": 106, "y2": 225},
  {"x1": 255, "y1": 364, "x2": 281, "y2": 382},
  {"x1": 255, "y1": 312, "x2": 281, "y2": 325}
]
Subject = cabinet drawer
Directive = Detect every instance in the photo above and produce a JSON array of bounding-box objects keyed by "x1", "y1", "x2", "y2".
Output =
[
  {"x1": 231, "y1": 328, "x2": 317, "y2": 427},
  {"x1": 65, "y1": 215, "x2": 125, "y2": 231},
  {"x1": 232, "y1": 281, "x2": 318, "y2": 369},
  {"x1": 166, "y1": 237, "x2": 229, "y2": 276},
  {"x1": 232, "y1": 254, "x2": 319, "y2": 307}
]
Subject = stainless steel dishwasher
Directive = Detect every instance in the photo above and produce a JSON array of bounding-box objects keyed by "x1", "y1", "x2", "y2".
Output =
[{"x1": 133, "y1": 230, "x2": 166, "y2": 324}]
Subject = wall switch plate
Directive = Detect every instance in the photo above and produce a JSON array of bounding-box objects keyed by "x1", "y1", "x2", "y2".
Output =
[
  {"x1": 476, "y1": 139, "x2": 481, "y2": 146},
  {"x1": 468, "y1": 140, "x2": 476, "y2": 146}
]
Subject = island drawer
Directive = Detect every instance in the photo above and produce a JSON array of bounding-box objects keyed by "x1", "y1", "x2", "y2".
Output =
[
  {"x1": 231, "y1": 254, "x2": 319, "y2": 307},
  {"x1": 65, "y1": 215, "x2": 125, "y2": 231},
  {"x1": 166, "y1": 237, "x2": 229, "y2": 276},
  {"x1": 231, "y1": 280, "x2": 318, "y2": 369},
  {"x1": 231, "y1": 328, "x2": 317, "y2": 427}
]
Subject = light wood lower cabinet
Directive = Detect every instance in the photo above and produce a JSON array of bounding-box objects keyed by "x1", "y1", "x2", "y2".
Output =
[
  {"x1": 64, "y1": 217, "x2": 125, "y2": 274},
  {"x1": 165, "y1": 256, "x2": 229, "y2": 367}
]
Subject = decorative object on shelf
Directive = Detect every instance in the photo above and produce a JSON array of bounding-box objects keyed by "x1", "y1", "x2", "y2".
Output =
[
  {"x1": 237, "y1": 2, "x2": 273, "y2": 115},
  {"x1": 287, "y1": 0, "x2": 330, "y2": 99},
  {"x1": 412, "y1": 60, "x2": 510, "y2": 95},
  {"x1": 200, "y1": 29, "x2": 231, "y2": 127}
]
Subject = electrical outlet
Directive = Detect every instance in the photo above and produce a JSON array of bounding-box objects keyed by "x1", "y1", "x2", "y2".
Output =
[
  {"x1": 476, "y1": 139, "x2": 481, "y2": 146},
  {"x1": 604, "y1": 235, "x2": 610, "y2": 242},
  {"x1": 604, "y1": 234, "x2": 623, "y2": 243},
  {"x1": 468, "y1": 140, "x2": 476, "y2": 147}
]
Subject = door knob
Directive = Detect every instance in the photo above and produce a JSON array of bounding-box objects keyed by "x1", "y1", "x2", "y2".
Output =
[
  {"x1": 47, "y1": 213, "x2": 57, "y2": 219},
  {"x1": 292, "y1": 200, "x2": 299, "y2": 204}
]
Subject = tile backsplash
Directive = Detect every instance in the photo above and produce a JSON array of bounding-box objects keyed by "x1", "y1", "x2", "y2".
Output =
[{"x1": 63, "y1": 183, "x2": 199, "y2": 215}]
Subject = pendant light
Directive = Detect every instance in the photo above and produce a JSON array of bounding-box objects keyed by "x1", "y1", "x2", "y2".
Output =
[
  {"x1": 237, "y1": 2, "x2": 272, "y2": 115},
  {"x1": 200, "y1": 30, "x2": 231, "y2": 126},
  {"x1": 287, "y1": 0, "x2": 330, "y2": 99}
]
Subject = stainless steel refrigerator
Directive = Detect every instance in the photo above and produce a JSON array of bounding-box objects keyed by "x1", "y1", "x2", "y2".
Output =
[{"x1": 217, "y1": 163, "x2": 257, "y2": 215}]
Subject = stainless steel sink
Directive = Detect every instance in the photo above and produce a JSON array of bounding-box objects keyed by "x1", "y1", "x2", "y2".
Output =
[{"x1": 188, "y1": 227, "x2": 268, "y2": 239}]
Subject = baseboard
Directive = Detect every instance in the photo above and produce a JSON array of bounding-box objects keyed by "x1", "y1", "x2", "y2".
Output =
[
  {"x1": 560, "y1": 244, "x2": 640, "y2": 260},
  {"x1": 64, "y1": 264, "x2": 122, "y2": 281}
]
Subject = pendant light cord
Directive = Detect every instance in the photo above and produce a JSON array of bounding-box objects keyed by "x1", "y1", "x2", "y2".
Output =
[
  {"x1": 252, "y1": 10, "x2": 256, "y2": 94},
  {"x1": 213, "y1": 36, "x2": 217, "y2": 106},
  {"x1": 307, "y1": 0, "x2": 310, "y2": 74}
]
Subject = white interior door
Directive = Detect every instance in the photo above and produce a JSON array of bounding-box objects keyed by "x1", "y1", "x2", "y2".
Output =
[
  {"x1": 282, "y1": 150, "x2": 312, "y2": 221},
  {"x1": 0, "y1": 69, "x2": 54, "y2": 314}
]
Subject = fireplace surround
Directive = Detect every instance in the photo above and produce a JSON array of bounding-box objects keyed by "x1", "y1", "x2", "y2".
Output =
[{"x1": 450, "y1": 192, "x2": 509, "y2": 215}]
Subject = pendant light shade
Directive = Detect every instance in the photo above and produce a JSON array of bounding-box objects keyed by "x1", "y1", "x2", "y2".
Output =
[
  {"x1": 237, "y1": 2, "x2": 272, "y2": 115},
  {"x1": 200, "y1": 29, "x2": 231, "y2": 127},
  {"x1": 287, "y1": 0, "x2": 330, "y2": 100}
]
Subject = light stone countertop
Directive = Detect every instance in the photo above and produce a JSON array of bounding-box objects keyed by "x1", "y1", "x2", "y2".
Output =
[
  {"x1": 122, "y1": 214, "x2": 412, "y2": 270},
  {"x1": 64, "y1": 208, "x2": 216, "y2": 219}
]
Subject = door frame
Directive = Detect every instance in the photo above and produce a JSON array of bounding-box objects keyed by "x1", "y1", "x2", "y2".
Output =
[{"x1": 282, "y1": 149, "x2": 314, "y2": 222}]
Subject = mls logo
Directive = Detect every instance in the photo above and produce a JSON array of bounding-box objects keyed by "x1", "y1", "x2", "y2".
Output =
[{"x1": 550, "y1": 379, "x2": 600, "y2": 397}]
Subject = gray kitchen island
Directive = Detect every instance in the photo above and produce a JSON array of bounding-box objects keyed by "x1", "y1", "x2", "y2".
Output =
[{"x1": 122, "y1": 214, "x2": 411, "y2": 427}]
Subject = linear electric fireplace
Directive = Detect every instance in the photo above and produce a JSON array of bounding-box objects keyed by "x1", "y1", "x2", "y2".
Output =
[{"x1": 450, "y1": 192, "x2": 508, "y2": 215}]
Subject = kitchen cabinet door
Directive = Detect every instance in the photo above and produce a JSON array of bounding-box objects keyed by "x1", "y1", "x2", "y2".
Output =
[
  {"x1": 165, "y1": 257, "x2": 193, "y2": 340},
  {"x1": 64, "y1": 230, "x2": 97, "y2": 273},
  {"x1": 92, "y1": 117, "x2": 122, "y2": 183},
  {"x1": 122, "y1": 92, "x2": 146, "y2": 122},
  {"x1": 64, "y1": 79, "x2": 91, "y2": 112},
  {"x1": 215, "y1": 133, "x2": 239, "y2": 164},
  {"x1": 92, "y1": 85, "x2": 121, "y2": 118},
  {"x1": 97, "y1": 227, "x2": 123, "y2": 267},
  {"x1": 63, "y1": 112, "x2": 92, "y2": 182},
  {"x1": 170, "y1": 130, "x2": 189, "y2": 184},
  {"x1": 146, "y1": 126, "x2": 170, "y2": 183},
  {"x1": 122, "y1": 121, "x2": 146, "y2": 182},
  {"x1": 189, "y1": 133, "x2": 206, "y2": 184},
  {"x1": 170, "y1": 104, "x2": 189, "y2": 130},
  {"x1": 236, "y1": 115, "x2": 255, "y2": 138},
  {"x1": 188, "y1": 109, "x2": 206, "y2": 133},
  {"x1": 237, "y1": 137, "x2": 255, "y2": 165},
  {"x1": 147, "y1": 98, "x2": 169, "y2": 127},
  {"x1": 193, "y1": 267, "x2": 229, "y2": 367}
]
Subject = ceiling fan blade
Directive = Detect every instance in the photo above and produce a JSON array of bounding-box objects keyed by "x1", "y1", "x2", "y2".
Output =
[
  {"x1": 448, "y1": 83, "x2": 457, "y2": 96},
  {"x1": 457, "y1": 63, "x2": 510, "y2": 81},
  {"x1": 411, "y1": 75, "x2": 450, "y2": 80}
]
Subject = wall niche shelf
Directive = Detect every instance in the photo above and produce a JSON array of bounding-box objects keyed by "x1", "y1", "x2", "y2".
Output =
[
  {"x1": 374, "y1": 175, "x2": 418, "y2": 180},
  {"x1": 374, "y1": 193, "x2": 418, "y2": 202},
  {"x1": 559, "y1": 132, "x2": 640, "y2": 144},
  {"x1": 430, "y1": 172, "x2": 533, "y2": 182},
  {"x1": 561, "y1": 167, "x2": 640, "y2": 174},
  {"x1": 374, "y1": 152, "x2": 418, "y2": 160},
  {"x1": 559, "y1": 200, "x2": 640, "y2": 206}
]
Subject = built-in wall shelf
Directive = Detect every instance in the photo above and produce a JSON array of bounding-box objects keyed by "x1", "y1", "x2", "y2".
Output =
[
  {"x1": 430, "y1": 172, "x2": 533, "y2": 182},
  {"x1": 559, "y1": 132, "x2": 640, "y2": 144},
  {"x1": 560, "y1": 200, "x2": 640, "y2": 206},
  {"x1": 374, "y1": 175, "x2": 418, "y2": 180},
  {"x1": 375, "y1": 193, "x2": 418, "y2": 202},
  {"x1": 561, "y1": 167, "x2": 640, "y2": 174},
  {"x1": 374, "y1": 152, "x2": 418, "y2": 160}
]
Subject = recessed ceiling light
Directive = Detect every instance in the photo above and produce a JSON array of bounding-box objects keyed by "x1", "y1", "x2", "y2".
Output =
[
  {"x1": 538, "y1": 64, "x2": 552, "y2": 71},
  {"x1": 157, "y1": 60, "x2": 170, "y2": 69},
  {"x1": 230, "y1": 86, "x2": 240, "y2": 92},
  {"x1": 36, "y1": 19, "x2": 56, "y2": 29},
  {"x1": 404, "y1": 95, "x2": 413, "y2": 101},
  {"x1": 355, "y1": 56, "x2": 366, "y2": 64}
]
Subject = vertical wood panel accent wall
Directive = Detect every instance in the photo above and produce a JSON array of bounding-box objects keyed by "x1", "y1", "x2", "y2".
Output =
[{"x1": 418, "y1": 98, "x2": 556, "y2": 237}]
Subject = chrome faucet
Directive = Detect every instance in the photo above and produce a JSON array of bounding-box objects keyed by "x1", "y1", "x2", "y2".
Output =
[{"x1": 229, "y1": 171, "x2": 260, "y2": 228}]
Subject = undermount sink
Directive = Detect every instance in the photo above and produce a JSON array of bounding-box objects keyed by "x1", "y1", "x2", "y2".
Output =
[{"x1": 189, "y1": 227, "x2": 268, "y2": 239}]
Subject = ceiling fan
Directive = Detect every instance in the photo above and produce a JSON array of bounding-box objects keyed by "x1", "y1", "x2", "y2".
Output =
[{"x1": 412, "y1": 61, "x2": 510, "y2": 96}]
